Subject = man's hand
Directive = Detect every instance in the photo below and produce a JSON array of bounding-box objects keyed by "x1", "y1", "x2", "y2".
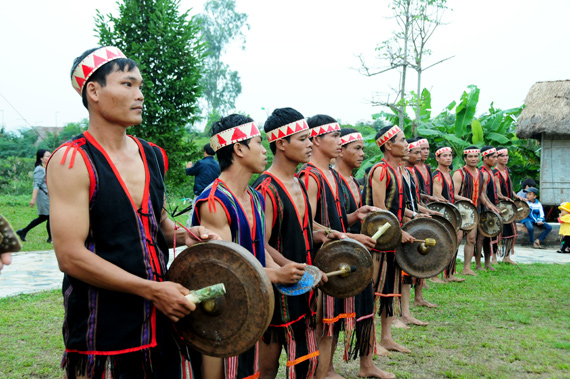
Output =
[
  {"x1": 401, "y1": 230, "x2": 415, "y2": 243},
  {"x1": 489, "y1": 205, "x2": 501, "y2": 215},
  {"x1": 323, "y1": 230, "x2": 347, "y2": 244},
  {"x1": 184, "y1": 226, "x2": 221, "y2": 246},
  {"x1": 355, "y1": 205, "x2": 380, "y2": 221},
  {"x1": 186, "y1": 161, "x2": 193, "y2": 169},
  {"x1": 148, "y1": 281, "x2": 196, "y2": 323},
  {"x1": 276, "y1": 262, "x2": 306, "y2": 284},
  {"x1": 317, "y1": 270, "x2": 329, "y2": 286},
  {"x1": 347, "y1": 233, "x2": 376, "y2": 250},
  {"x1": 0, "y1": 253, "x2": 12, "y2": 274}
]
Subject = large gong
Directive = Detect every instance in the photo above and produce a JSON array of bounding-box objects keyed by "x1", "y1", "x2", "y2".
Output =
[
  {"x1": 314, "y1": 238, "x2": 373, "y2": 298},
  {"x1": 426, "y1": 202, "x2": 459, "y2": 230},
  {"x1": 497, "y1": 201, "x2": 517, "y2": 224},
  {"x1": 455, "y1": 200, "x2": 479, "y2": 231},
  {"x1": 478, "y1": 210, "x2": 502, "y2": 238},
  {"x1": 166, "y1": 240, "x2": 274, "y2": 357},
  {"x1": 361, "y1": 210, "x2": 401, "y2": 250},
  {"x1": 514, "y1": 200, "x2": 530, "y2": 221},
  {"x1": 396, "y1": 218, "x2": 454, "y2": 279},
  {"x1": 0, "y1": 215, "x2": 22, "y2": 254},
  {"x1": 430, "y1": 214, "x2": 458, "y2": 253}
]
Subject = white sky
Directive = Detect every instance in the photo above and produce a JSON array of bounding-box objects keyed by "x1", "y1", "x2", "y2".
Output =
[{"x1": 0, "y1": 0, "x2": 568, "y2": 132}]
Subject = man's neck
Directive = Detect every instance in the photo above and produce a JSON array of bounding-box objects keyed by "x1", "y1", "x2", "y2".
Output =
[
  {"x1": 332, "y1": 159, "x2": 354, "y2": 179},
  {"x1": 437, "y1": 164, "x2": 451, "y2": 174},
  {"x1": 267, "y1": 152, "x2": 300, "y2": 180},
  {"x1": 87, "y1": 115, "x2": 131, "y2": 153},
  {"x1": 310, "y1": 148, "x2": 333, "y2": 173},
  {"x1": 383, "y1": 154, "x2": 401, "y2": 169},
  {"x1": 219, "y1": 165, "x2": 253, "y2": 199},
  {"x1": 482, "y1": 163, "x2": 494, "y2": 171},
  {"x1": 496, "y1": 163, "x2": 507, "y2": 171},
  {"x1": 404, "y1": 160, "x2": 415, "y2": 168},
  {"x1": 464, "y1": 164, "x2": 478, "y2": 173}
]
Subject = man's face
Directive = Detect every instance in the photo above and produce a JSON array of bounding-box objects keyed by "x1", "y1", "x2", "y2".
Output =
[
  {"x1": 497, "y1": 153, "x2": 509, "y2": 165},
  {"x1": 96, "y1": 67, "x2": 144, "y2": 127},
  {"x1": 464, "y1": 152, "x2": 480, "y2": 168},
  {"x1": 420, "y1": 143, "x2": 430, "y2": 161},
  {"x1": 315, "y1": 131, "x2": 341, "y2": 159},
  {"x1": 436, "y1": 151, "x2": 453, "y2": 167},
  {"x1": 387, "y1": 131, "x2": 408, "y2": 158},
  {"x1": 340, "y1": 140, "x2": 364, "y2": 169},
  {"x1": 241, "y1": 136, "x2": 267, "y2": 174},
  {"x1": 408, "y1": 147, "x2": 421, "y2": 164},
  {"x1": 284, "y1": 130, "x2": 313, "y2": 164},
  {"x1": 483, "y1": 153, "x2": 497, "y2": 168}
]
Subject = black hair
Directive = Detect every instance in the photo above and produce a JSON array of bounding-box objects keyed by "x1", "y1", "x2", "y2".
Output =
[
  {"x1": 406, "y1": 137, "x2": 418, "y2": 145},
  {"x1": 340, "y1": 127, "x2": 360, "y2": 148},
  {"x1": 307, "y1": 114, "x2": 338, "y2": 136},
  {"x1": 35, "y1": 149, "x2": 49, "y2": 167},
  {"x1": 203, "y1": 143, "x2": 215, "y2": 156},
  {"x1": 463, "y1": 145, "x2": 479, "y2": 159},
  {"x1": 71, "y1": 47, "x2": 139, "y2": 110},
  {"x1": 521, "y1": 178, "x2": 537, "y2": 189},
  {"x1": 263, "y1": 107, "x2": 304, "y2": 155},
  {"x1": 210, "y1": 114, "x2": 254, "y2": 172},
  {"x1": 480, "y1": 145, "x2": 496, "y2": 160},
  {"x1": 375, "y1": 125, "x2": 397, "y2": 153}
]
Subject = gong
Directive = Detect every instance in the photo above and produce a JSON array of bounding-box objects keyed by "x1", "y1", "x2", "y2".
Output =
[
  {"x1": 478, "y1": 210, "x2": 502, "y2": 238},
  {"x1": 426, "y1": 202, "x2": 459, "y2": 230},
  {"x1": 0, "y1": 215, "x2": 22, "y2": 254},
  {"x1": 314, "y1": 238, "x2": 373, "y2": 298},
  {"x1": 166, "y1": 240, "x2": 274, "y2": 358},
  {"x1": 449, "y1": 203, "x2": 463, "y2": 230},
  {"x1": 396, "y1": 218, "x2": 454, "y2": 279},
  {"x1": 514, "y1": 200, "x2": 530, "y2": 221},
  {"x1": 455, "y1": 200, "x2": 479, "y2": 231},
  {"x1": 497, "y1": 201, "x2": 517, "y2": 224},
  {"x1": 361, "y1": 210, "x2": 402, "y2": 251},
  {"x1": 430, "y1": 214, "x2": 458, "y2": 253}
]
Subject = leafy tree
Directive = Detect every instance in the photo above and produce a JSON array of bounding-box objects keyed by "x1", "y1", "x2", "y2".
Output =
[
  {"x1": 41, "y1": 119, "x2": 89, "y2": 151},
  {"x1": 196, "y1": 0, "x2": 249, "y2": 118},
  {"x1": 95, "y1": 0, "x2": 206, "y2": 193}
]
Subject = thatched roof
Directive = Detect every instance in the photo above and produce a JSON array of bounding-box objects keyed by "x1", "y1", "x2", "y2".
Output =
[{"x1": 516, "y1": 80, "x2": 570, "y2": 139}]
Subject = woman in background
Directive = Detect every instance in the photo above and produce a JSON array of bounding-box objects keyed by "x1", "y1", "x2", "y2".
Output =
[{"x1": 16, "y1": 149, "x2": 52, "y2": 243}]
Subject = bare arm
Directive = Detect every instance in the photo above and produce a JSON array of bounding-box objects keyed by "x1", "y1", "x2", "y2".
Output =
[
  {"x1": 432, "y1": 175, "x2": 447, "y2": 202},
  {"x1": 480, "y1": 172, "x2": 500, "y2": 213},
  {"x1": 48, "y1": 149, "x2": 194, "y2": 322}
]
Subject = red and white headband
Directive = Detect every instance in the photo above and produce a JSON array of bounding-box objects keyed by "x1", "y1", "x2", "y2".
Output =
[
  {"x1": 376, "y1": 126, "x2": 402, "y2": 147},
  {"x1": 497, "y1": 148, "x2": 508, "y2": 156},
  {"x1": 463, "y1": 148, "x2": 480, "y2": 155},
  {"x1": 310, "y1": 122, "x2": 340, "y2": 138},
  {"x1": 435, "y1": 147, "x2": 452, "y2": 156},
  {"x1": 71, "y1": 46, "x2": 127, "y2": 96},
  {"x1": 416, "y1": 138, "x2": 428, "y2": 145},
  {"x1": 340, "y1": 132, "x2": 363, "y2": 146},
  {"x1": 408, "y1": 141, "x2": 421, "y2": 149},
  {"x1": 266, "y1": 119, "x2": 309, "y2": 143},
  {"x1": 210, "y1": 122, "x2": 261, "y2": 152},
  {"x1": 481, "y1": 147, "x2": 497, "y2": 157}
]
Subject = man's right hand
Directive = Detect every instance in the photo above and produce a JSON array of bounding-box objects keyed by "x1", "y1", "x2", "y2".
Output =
[
  {"x1": 401, "y1": 230, "x2": 415, "y2": 243},
  {"x1": 149, "y1": 281, "x2": 196, "y2": 323},
  {"x1": 277, "y1": 262, "x2": 307, "y2": 284},
  {"x1": 186, "y1": 161, "x2": 193, "y2": 169}
]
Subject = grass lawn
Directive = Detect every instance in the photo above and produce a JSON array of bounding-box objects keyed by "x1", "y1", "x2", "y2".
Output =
[{"x1": 1, "y1": 263, "x2": 569, "y2": 378}]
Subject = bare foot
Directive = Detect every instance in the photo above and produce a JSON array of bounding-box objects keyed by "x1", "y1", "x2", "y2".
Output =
[
  {"x1": 444, "y1": 275, "x2": 465, "y2": 282},
  {"x1": 491, "y1": 256, "x2": 498, "y2": 264},
  {"x1": 375, "y1": 343, "x2": 390, "y2": 357},
  {"x1": 414, "y1": 298, "x2": 438, "y2": 308},
  {"x1": 502, "y1": 257, "x2": 517, "y2": 265},
  {"x1": 358, "y1": 365, "x2": 396, "y2": 379},
  {"x1": 462, "y1": 269, "x2": 477, "y2": 276},
  {"x1": 485, "y1": 265, "x2": 497, "y2": 271},
  {"x1": 401, "y1": 315, "x2": 429, "y2": 326},
  {"x1": 325, "y1": 368, "x2": 345, "y2": 379},
  {"x1": 476, "y1": 266, "x2": 486, "y2": 271},
  {"x1": 423, "y1": 281, "x2": 430, "y2": 290},
  {"x1": 392, "y1": 318, "x2": 410, "y2": 329},
  {"x1": 430, "y1": 276, "x2": 446, "y2": 284},
  {"x1": 381, "y1": 339, "x2": 412, "y2": 353}
]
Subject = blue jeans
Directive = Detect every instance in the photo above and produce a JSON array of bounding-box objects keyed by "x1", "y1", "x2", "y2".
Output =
[{"x1": 523, "y1": 221, "x2": 552, "y2": 244}]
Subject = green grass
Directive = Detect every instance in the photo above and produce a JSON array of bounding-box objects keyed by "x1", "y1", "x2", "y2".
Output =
[{"x1": 1, "y1": 263, "x2": 569, "y2": 378}]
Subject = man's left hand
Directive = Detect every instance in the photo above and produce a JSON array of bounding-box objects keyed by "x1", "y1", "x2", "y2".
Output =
[{"x1": 184, "y1": 226, "x2": 221, "y2": 246}]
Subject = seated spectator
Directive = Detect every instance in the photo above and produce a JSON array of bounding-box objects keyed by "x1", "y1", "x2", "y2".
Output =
[
  {"x1": 185, "y1": 143, "x2": 220, "y2": 197},
  {"x1": 516, "y1": 178, "x2": 537, "y2": 199},
  {"x1": 520, "y1": 187, "x2": 552, "y2": 249}
]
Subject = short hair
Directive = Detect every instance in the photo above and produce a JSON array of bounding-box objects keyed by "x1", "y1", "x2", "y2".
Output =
[
  {"x1": 480, "y1": 145, "x2": 496, "y2": 160},
  {"x1": 35, "y1": 149, "x2": 49, "y2": 167},
  {"x1": 264, "y1": 107, "x2": 304, "y2": 154},
  {"x1": 406, "y1": 137, "x2": 418, "y2": 145},
  {"x1": 203, "y1": 143, "x2": 215, "y2": 156},
  {"x1": 71, "y1": 47, "x2": 139, "y2": 110},
  {"x1": 307, "y1": 114, "x2": 338, "y2": 142},
  {"x1": 209, "y1": 114, "x2": 254, "y2": 172},
  {"x1": 463, "y1": 145, "x2": 479, "y2": 159},
  {"x1": 340, "y1": 127, "x2": 360, "y2": 148},
  {"x1": 521, "y1": 178, "x2": 537, "y2": 189},
  {"x1": 375, "y1": 125, "x2": 398, "y2": 153}
]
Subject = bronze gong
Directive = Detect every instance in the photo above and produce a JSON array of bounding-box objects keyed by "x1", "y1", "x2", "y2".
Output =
[
  {"x1": 0, "y1": 215, "x2": 22, "y2": 254},
  {"x1": 449, "y1": 203, "x2": 463, "y2": 230},
  {"x1": 430, "y1": 214, "x2": 458, "y2": 254},
  {"x1": 426, "y1": 202, "x2": 459, "y2": 230},
  {"x1": 166, "y1": 240, "x2": 274, "y2": 358},
  {"x1": 514, "y1": 200, "x2": 530, "y2": 221},
  {"x1": 314, "y1": 238, "x2": 373, "y2": 298},
  {"x1": 497, "y1": 201, "x2": 517, "y2": 224},
  {"x1": 455, "y1": 200, "x2": 479, "y2": 231},
  {"x1": 478, "y1": 210, "x2": 502, "y2": 238},
  {"x1": 396, "y1": 218, "x2": 454, "y2": 279},
  {"x1": 361, "y1": 210, "x2": 402, "y2": 251}
]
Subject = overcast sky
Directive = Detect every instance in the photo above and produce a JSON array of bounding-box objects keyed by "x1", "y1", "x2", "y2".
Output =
[{"x1": 0, "y1": 0, "x2": 568, "y2": 133}]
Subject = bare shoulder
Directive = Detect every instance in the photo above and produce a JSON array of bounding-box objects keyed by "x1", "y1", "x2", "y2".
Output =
[{"x1": 47, "y1": 147, "x2": 90, "y2": 191}]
